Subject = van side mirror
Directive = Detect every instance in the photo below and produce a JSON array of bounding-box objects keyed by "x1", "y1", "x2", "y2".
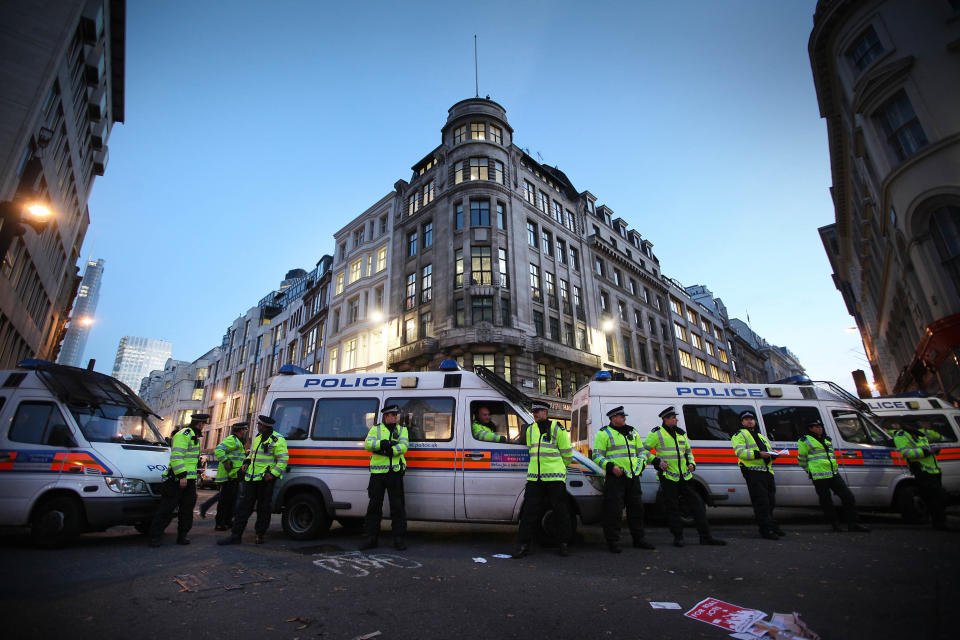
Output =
[{"x1": 47, "y1": 424, "x2": 78, "y2": 448}]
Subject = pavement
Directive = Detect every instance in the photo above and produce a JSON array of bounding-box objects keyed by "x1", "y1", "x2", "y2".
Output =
[{"x1": 2, "y1": 492, "x2": 959, "y2": 639}]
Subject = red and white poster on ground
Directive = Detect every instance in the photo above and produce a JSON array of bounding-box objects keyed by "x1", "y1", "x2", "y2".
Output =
[{"x1": 684, "y1": 597, "x2": 766, "y2": 633}]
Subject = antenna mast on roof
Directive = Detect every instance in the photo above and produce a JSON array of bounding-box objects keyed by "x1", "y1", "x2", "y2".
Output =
[{"x1": 474, "y1": 35, "x2": 479, "y2": 98}]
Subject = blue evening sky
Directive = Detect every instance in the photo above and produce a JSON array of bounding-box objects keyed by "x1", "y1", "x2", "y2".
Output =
[{"x1": 82, "y1": 0, "x2": 872, "y2": 390}]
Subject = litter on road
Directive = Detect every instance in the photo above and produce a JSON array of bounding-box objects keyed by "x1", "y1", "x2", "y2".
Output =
[
  {"x1": 472, "y1": 557, "x2": 487, "y2": 563},
  {"x1": 649, "y1": 602, "x2": 683, "y2": 610},
  {"x1": 684, "y1": 597, "x2": 766, "y2": 633}
]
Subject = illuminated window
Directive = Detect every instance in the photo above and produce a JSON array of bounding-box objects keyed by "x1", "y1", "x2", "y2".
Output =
[
  {"x1": 349, "y1": 260, "x2": 361, "y2": 283},
  {"x1": 421, "y1": 264, "x2": 432, "y2": 302},
  {"x1": 691, "y1": 333, "x2": 703, "y2": 350},
  {"x1": 674, "y1": 322, "x2": 687, "y2": 342},
  {"x1": 718, "y1": 348, "x2": 728, "y2": 363},
  {"x1": 455, "y1": 249, "x2": 464, "y2": 288},
  {"x1": 471, "y1": 246, "x2": 492, "y2": 285},
  {"x1": 335, "y1": 273, "x2": 344, "y2": 295},
  {"x1": 489, "y1": 125, "x2": 502, "y2": 144},
  {"x1": 694, "y1": 357, "x2": 707, "y2": 376},
  {"x1": 376, "y1": 247, "x2": 387, "y2": 272},
  {"x1": 678, "y1": 350, "x2": 693, "y2": 369},
  {"x1": 470, "y1": 122, "x2": 485, "y2": 140}
]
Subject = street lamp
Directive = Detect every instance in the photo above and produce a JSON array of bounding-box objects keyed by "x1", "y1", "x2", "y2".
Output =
[
  {"x1": 0, "y1": 198, "x2": 54, "y2": 261},
  {"x1": 601, "y1": 319, "x2": 615, "y2": 333},
  {"x1": 370, "y1": 310, "x2": 384, "y2": 323}
]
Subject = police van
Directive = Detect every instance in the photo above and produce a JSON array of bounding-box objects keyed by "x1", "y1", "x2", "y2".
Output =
[
  {"x1": 569, "y1": 375, "x2": 953, "y2": 522},
  {"x1": 0, "y1": 360, "x2": 170, "y2": 546},
  {"x1": 864, "y1": 395, "x2": 960, "y2": 511},
  {"x1": 258, "y1": 362, "x2": 603, "y2": 541}
]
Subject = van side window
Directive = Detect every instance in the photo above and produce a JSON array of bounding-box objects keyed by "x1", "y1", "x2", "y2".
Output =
[
  {"x1": 832, "y1": 410, "x2": 892, "y2": 446},
  {"x1": 312, "y1": 398, "x2": 378, "y2": 440},
  {"x1": 682, "y1": 404, "x2": 755, "y2": 440},
  {"x1": 271, "y1": 398, "x2": 314, "y2": 441},
  {"x1": 761, "y1": 406, "x2": 823, "y2": 442},
  {"x1": 879, "y1": 414, "x2": 958, "y2": 443},
  {"x1": 577, "y1": 406, "x2": 588, "y2": 443},
  {"x1": 9, "y1": 402, "x2": 69, "y2": 446},
  {"x1": 386, "y1": 396, "x2": 454, "y2": 442},
  {"x1": 469, "y1": 401, "x2": 525, "y2": 443}
]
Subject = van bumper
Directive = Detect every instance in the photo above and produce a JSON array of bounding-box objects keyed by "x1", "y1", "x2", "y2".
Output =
[
  {"x1": 574, "y1": 494, "x2": 604, "y2": 525},
  {"x1": 82, "y1": 495, "x2": 161, "y2": 528}
]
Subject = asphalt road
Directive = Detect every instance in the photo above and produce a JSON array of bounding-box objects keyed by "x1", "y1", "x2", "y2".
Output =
[{"x1": 2, "y1": 493, "x2": 958, "y2": 640}]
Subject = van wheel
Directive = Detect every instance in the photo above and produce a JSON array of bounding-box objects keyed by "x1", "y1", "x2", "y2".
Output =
[
  {"x1": 32, "y1": 496, "x2": 82, "y2": 548},
  {"x1": 896, "y1": 484, "x2": 928, "y2": 524},
  {"x1": 536, "y1": 501, "x2": 578, "y2": 546},
  {"x1": 337, "y1": 517, "x2": 365, "y2": 530},
  {"x1": 282, "y1": 493, "x2": 331, "y2": 540}
]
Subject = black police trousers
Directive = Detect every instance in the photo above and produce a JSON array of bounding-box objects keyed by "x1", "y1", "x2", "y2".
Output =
[
  {"x1": 215, "y1": 478, "x2": 241, "y2": 528},
  {"x1": 517, "y1": 480, "x2": 571, "y2": 545},
  {"x1": 364, "y1": 471, "x2": 407, "y2": 539},
  {"x1": 659, "y1": 475, "x2": 710, "y2": 539},
  {"x1": 812, "y1": 474, "x2": 858, "y2": 526},
  {"x1": 149, "y1": 477, "x2": 196, "y2": 540},
  {"x1": 231, "y1": 478, "x2": 275, "y2": 537},
  {"x1": 916, "y1": 470, "x2": 947, "y2": 528},
  {"x1": 742, "y1": 467, "x2": 778, "y2": 535},
  {"x1": 603, "y1": 473, "x2": 646, "y2": 544}
]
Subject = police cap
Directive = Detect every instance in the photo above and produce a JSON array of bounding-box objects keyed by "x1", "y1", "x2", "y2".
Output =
[
  {"x1": 381, "y1": 404, "x2": 401, "y2": 415},
  {"x1": 190, "y1": 413, "x2": 210, "y2": 423},
  {"x1": 606, "y1": 406, "x2": 627, "y2": 419},
  {"x1": 531, "y1": 402, "x2": 550, "y2": 413},
  {"x1": 807, "y1": 418, "x2": 824, "y2": 428},
  {"x1": 257, "y1": 414, "x2": 276, "y2": 427},
  {"x1": 231, "y1": 421, "x2": 249, "y2": 433},
  {"x1": 739, "y1": 410, "x2": 757, "y2": 422},
  {"x1": 658, "y1": 406, "x2": 677, "y2": 419}
]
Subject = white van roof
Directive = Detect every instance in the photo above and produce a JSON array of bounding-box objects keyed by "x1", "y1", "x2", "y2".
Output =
[
  {"x1": 267, "y1": 370, "x2": 498, "y2": 394},
  {"x1": 865, "y1": 397, "x2": 959, "y2": 412},
  {"x1": 576, "y1": 380, "x2": 844, "y2": 403}
]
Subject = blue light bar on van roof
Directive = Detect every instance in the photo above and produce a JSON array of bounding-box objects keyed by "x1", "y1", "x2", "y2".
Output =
[
  {"x1": 439, "y1": 359, "x2": 460, "y2": 371},
  {"x1": 595, "y1": 370, "x2": 612, "y2": 381},
  {"x1": 278, "y1": 364, "x2": 311, "y2": 375},
  {"x1": 774, "y1": 374, "x2": 812, "y2": 385}
]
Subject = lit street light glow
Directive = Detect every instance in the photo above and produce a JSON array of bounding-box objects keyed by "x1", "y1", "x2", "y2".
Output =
[
  {"x1": 370, "y1": 311, "x2": 384, "y2": 323},
  {"x1": 25, "y1": 203, "x2": 52, "y2": 220},
  {"x1": 601, "y1": 319, "x2": 615, "y2": 332}
]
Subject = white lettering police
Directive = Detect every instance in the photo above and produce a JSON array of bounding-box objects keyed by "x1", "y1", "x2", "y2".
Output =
[
  {"x1": 303, "y1": 376, "x2": 399, "y2": 389},
  {"x1": 676, "y1": 386, "x2": 764, "y2": 398}
]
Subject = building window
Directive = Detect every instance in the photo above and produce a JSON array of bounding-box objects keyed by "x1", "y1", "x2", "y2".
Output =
[
  {"x1": 455, "y1": 249, "x2": 464, "y2": 288},
  {"x1": 408, "y1": 191, "x2": 420, "y2": 215},
  {"x1": 691, "y1": 332, "x2": 703, "y2": 350},
  {"x1": 694, "y1": 357, "x2": 708, "y2": 376},
  {"x1": 498, "y1": 248, "x2": 509, "y2": 287},
  {"x1": 527, "y1": 221, "x2": 538, "y2": 248},
  {"x1": 670, "y1": 297, "x2": 683, "y2": 315},
  {"x1": 419, "y1": 310, "x2": 431, "y2": 339},
  {"x1": 455, "y1": 203, "x2": 464, "y2": 230},
  {"x1": 503, "y1": 355, "x2": 512, "y2": 383},
  {"x1": 876, "y1": 90, "x2": 928, "y2": 162},
  {"x1": 423, "y1": 221, "x2": 433, "y2": 248},
  {"x1": 554, "y1": 368, "x2": 563, "y2": 397},
  {"x1": 471, "y1": 246, "x2": 492, "y2": 285},
  {"x1": 538, "y1": 364, "x2": 548, "y2": 394},
  {"x1": 471, "y1": 296, "x2": 494, "y2": 323},
  {"x1": 470, "y1": 157, "x2": 488, "y2": 181},
  {"x1": 489, "y1": 125, "x2": 502, "y2": 144},
  {"x1": 470, "y1": 200, "x2": 490, "y2": 226},
  {"x1": 455, "y1": 298, "x2": 465, "y2": 326},
  {"x1": 529, "y1": 264, "x2": 542, "y2": 301},
  {"x1": 549, "y1": 316, "x2": 560, "y2": 342},
  {"x1": 329, "y1": 347, "x2": 338, "y2": 373},
  {"x1": 349, "y1": 259, "x2": 361, "y2": 283},
  {"x1": 573, "y1": 285, "x2": 583, "y2": 314},
  {"x1": 404, "y1": 318, "x2": 416, "y2": 344},
  {"x1": 407, "y1": 231, "x2": 417, "y2": 257},
  {"x1": 678, "y1": 350, "x2": 693, "y2": 369},
  {"x1": 524, "y1": 180, "x2": 535, "y2": 205},
  {"x1": 618, "y1": 300, "x2": 628, "y2": 321},
  {"x1": 421, "y1": 264, "x2": 433, "y2": 303},
  {"x1": 470, "y1": 122, "x2": 485, "y2": 140},
  {"x1": 686, "y1": 308, "x2": 697, "y2": 324},
  {"x1": 552, "y1": 201, "x2": 564, "y2": 224},
  {"x1": 533, "y1": 310, "x2": 545, "y2": 337},
  {"x1": 613, "y1": 269, "x2": 622, "y2": 287},
  {"x1": 623, "y1": 334, "x2": 633, "y2": 368},
  {"x1": 594, "y1": 257, "x2": 604, "y2": 277},
  {"x1": 715, "y1": 326, "x2": 723, "y2": 341},
  {"x1": 576, "y1": 327, "x2": 587, "y2": 350},
  {"x1": 374, "y1": 286, "x2": 383, "y2": 312},
  {"x1": 606, "y1": 334, "x2": 616, "y2": 361},
  {"x1": 538, "y1": 190, "x2": 549, "y2": 213},
  {"x1": 348, "y1": 297, "x2": 359, "y2": 324},
  {"x1": 674, "y1": 322, "x2": 687, "y2": 342},
  {"x1": 405, "y1": 273, "x2": 416, "y2": 310},
  {"x1": 376, "y1": 247, "x2": 387, "y2": 272},
  {"x1": 541, "y1": 229, "x2": 553, "y2": 256},
  {"x1": 545, "y1": 272, "x2": 556, "y2": 307},
  {"x1": 638, "y1": 339, "x2": 649, "y2": 371},
  {"x1": 564, "y1": 322, "x2": 574, "y2": 347},
  {"x1": 335, "y1": 273, "x2": 344, "y2": 296},
  {"x1": 556, "y1": 238, "x2": 566, "y2": 264},
  {"x1": 642, "y1": 287, "x2": 650, "y2": 304},
  {"x1": 709, "y1": 364, "x2": 721, "y2": 381},
  {"x1": 634, "y1": 310, "x2": 643, "y2": 328},
  {"x1": 492, "y1": 160, "x2": 504, "y2": 184},
  {"x1": 501, "y1": 297, "x2": 511, "y2": 326},
  {"x1": 343, "y1": 339, "x2": 357, "y2": 370},
  {"x1": 846, "y1": 26, "x2": 884, "y2": 74},
  {"x1": 497, "y1": 202, "x2": 506, "y2": 230},
  {"x1": 930, "y1": 206, "x2": 960, "y2": 295},
  {"x1": 565, "y1": 210, "x2": 577, "y2": 234},
  {"x1": 454, "y1": 125, "x2": 466, "y2": 143},
  {"x1": 559, "y1": 279, "x2": 570, "y2": 313},
  {"x1": 570, "y1": 247, "x2": 580, "y2": 271},
  {"x1": 718, "y1": 348, "x2": 729, "y2": 364},
  {"x1": 600, "y1": 291, "x2": 610, "y2": 314},
  {"x1": 705, "y1": 341, "x2": 715, "y2": 356},
  {"x1": 353, "y1": 228, "x2": 364, "y2": 246}
]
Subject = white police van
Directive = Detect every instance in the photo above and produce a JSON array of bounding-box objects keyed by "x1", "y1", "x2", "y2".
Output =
[
  {"x1": 259, "y1": 362, "x2": 603, "y2": 541},
  {"x1": 0, "y1": 360, "x2": 170, "y2": 546},
  {"x1": 570, "y1": 374, "x2": 942, "y2": 522}
]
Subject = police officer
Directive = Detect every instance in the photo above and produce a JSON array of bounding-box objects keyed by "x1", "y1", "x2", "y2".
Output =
[
  {"x1": 643, "y1": 406, "x2": 725, "y2": 547},
  {"x1": 731, "y1": 410, "x2": 783, "y2": 540},
  {"x1": 472, "y1": 405, "x2": 507, "y2": 443},
  {"x1": 206, "y1": 421, "x2": 249, "y2": 531},
  {"x1": 798, "y1": 418, "x2": 869, "y2": 532},
  {"x1": 360, "y1": 404, "x2": 409, "y2": 550},
  {"x1": 894, "y1": 419, "x2": 948, "y2": 530},
  {"x1": 148, "y1": 413, "x2": 208, "y2": 547},
  {"x1": 592, "y1": 406, "x2": 654, "y2": 553},
  {"x1": 513, "y1": 402, "x2": 574, "y2": 558},
  {"x1": 218, "y1": 415, "x2": 288, "y2": 545}
]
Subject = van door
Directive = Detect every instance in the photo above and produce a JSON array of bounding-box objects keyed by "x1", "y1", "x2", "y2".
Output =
[
  {"x1": 458, "y1": 398, "x2": 529, "y2": 521},
  {"x1": 829, "y1": 408, "x2": 898, "y2": 507},
  {"x1": 0, "y1": 398, "x2": 74, "y2": 525},
  {"x1": 759, "y1": 403, "x2": 826, "y2": 506},
  {"x1": 384, "y1": 393, "x2": 457, "y2": 521}
]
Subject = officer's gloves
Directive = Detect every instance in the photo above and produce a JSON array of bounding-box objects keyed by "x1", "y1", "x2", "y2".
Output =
[
  {"x1": 223, "y1": 461, "x2": 233, "y2": 472},
  {"x1": 379, "y1": 440, "x2": 395, "y2": 455}
]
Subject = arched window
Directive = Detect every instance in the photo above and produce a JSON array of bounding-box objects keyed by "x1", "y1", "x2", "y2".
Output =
[{"x1": 929, "y1": 206, "x2": 960, "y2": 295}]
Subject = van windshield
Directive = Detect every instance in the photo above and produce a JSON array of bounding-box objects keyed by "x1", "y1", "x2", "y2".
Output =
[{"x1": 70, "y1": 404, "x2": 166, "y2": 445}]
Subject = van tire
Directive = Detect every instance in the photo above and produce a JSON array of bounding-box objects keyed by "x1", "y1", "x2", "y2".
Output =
[
  {"x1": 337, "y1": 517, "x2": 365, "y2": 530},
  {"x1": 32, "y1": 496, "x2": 82, "y2": 548},
  {"x1": 896, "y1": 484, "x2": 928, "y2": 524},
  {"x1": 282, "y1": 492, "x2": 331, "y2": 540},
  {"x1": 653, "y1": 488, "x2": 696, "y2": 528},
  {"x1": 536, "y1": 499, "x2": 578, "y2": 546}
]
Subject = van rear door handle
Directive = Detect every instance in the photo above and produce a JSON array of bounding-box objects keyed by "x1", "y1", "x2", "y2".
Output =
[{"x1": 464, "y1": 452, "x2": 485, "y2": 460}]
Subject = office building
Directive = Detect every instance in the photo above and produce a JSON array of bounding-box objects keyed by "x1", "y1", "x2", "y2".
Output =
[
  {"x1": 111, "y1": 335, "x2": 171, "y2": 390},
  {"x1": 57, "y1": 256, "x2": 103, "y2": 366}
]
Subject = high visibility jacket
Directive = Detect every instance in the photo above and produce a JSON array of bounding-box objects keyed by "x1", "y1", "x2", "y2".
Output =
[
  {"x1": 731, "y1": 428, "x2": 774, "y2": 474},
  {"x1": 243, "y1": 431, "x2": 288, "y2": 481},
  {"x1": 526, "y1": 420, "x2": 572, "y2": 481},
  {"x1": 797, "y1": 434, "x2": 838, "y2": 480},
  {"x1": 213, "y1": 434, "x2": 246, "y2": 482},
  {"x1": 166, "y1": 426, "x2": 200, "y2": 480},
  {"x1": 894, "y1": 429, "x2": 941, "y2": 475},
  {"x1": 364, "y1": 423, "x2": 409, "y2": 473},
  {"x1": 643, "y1": 425, "x2": 695, "y2": 482},
  {"x1": 592, "y1": 425, "x2": 650, "y2": 478},
  {"x1": 472, "y1": 421, "x2": 500, "y2": 442}
]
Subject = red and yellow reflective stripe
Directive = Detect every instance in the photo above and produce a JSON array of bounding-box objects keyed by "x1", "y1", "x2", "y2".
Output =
[
  {"x1": 287, "y1": 448, "x2": 498, "y2": 470},
  {"x1": 0, "y1": 450, "x2": 17, "y2": 471}
]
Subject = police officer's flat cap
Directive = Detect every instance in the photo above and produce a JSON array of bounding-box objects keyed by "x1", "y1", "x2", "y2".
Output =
[
  {"x1": 381, "y1": 404, "x2": 401, "y2": 415},
  {"x1": 257, "y1": 414, "x2": 276, "y2": 426},
  {"x1": 531, "y1": 402, "x2": 550, "y2": 412},
  {"x1": 739, "y1": 410, "x2": 757, "y2": 421},
  {"x1": 807, "y1": 418, "x2": 824, "y2": 428},
  {"x1": 658, "y1": 406, "x2": 677, "y2": 419},
  {"x1": 190, "y1": 413, "x2": 210, "y2": 422},
  {"x1": 606, "y1": 406, "x2": 627, "y2": 418},
  {"x1": 231, "y1": 421, "x2": 249, "y2": 431}
]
